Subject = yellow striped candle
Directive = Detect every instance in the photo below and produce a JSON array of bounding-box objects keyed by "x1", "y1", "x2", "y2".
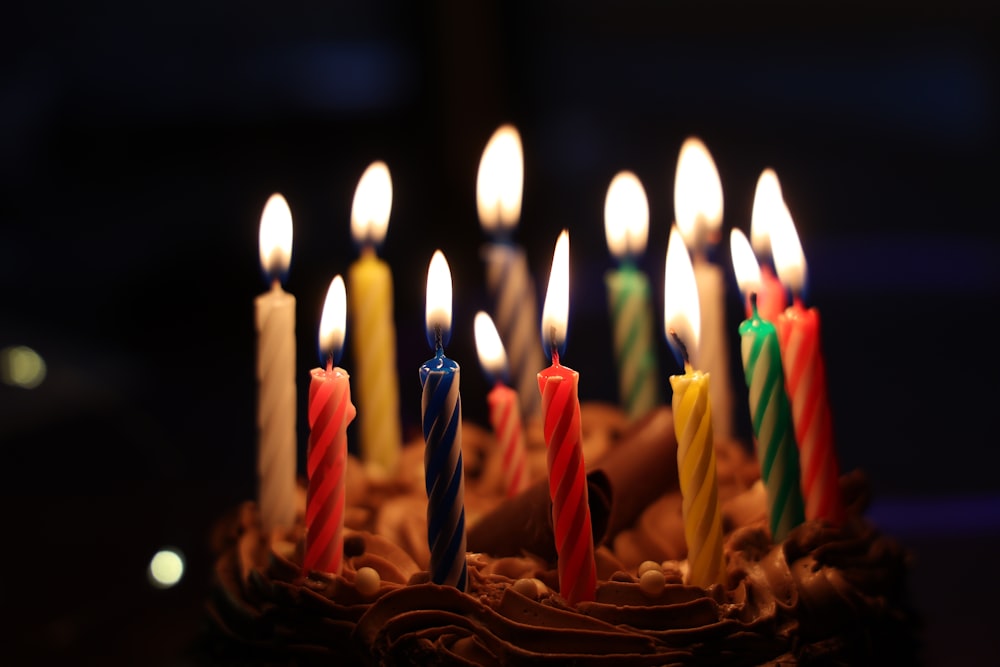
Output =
[
  {"x1": 663, "y1": 226, "x2": 725, "y2": 588},
  {"x1": 347, "y1": 162, "x2": 401, "y2": 478},
  {"x1": 603, "y1": 171, "x2": 662, "y2": 423}
]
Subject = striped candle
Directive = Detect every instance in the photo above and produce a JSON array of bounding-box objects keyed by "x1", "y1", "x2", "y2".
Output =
[
  {"x1": 420, "y1": 251, "x2": 468, "y2": 590},
  {"x1": 604, "y1": 171, "x2": 661, "y2": 422},
  {"x1": 477, "y1": 124, "x2": 544, "y2": 421},
  {"x1": 348, "y1": 162, "x2": 401, "y2": 477},
  {"x1": 738, "y1": 294, "x2": 805, "y2": 542},
  {"x1": 748, "y1": 168, "x2": 789, "y2": 322},
  {"x1": 538, "y1": 230, "x2": 596, "y2": 605},
  {"x1": 771, "y1": 207, "x2": 844, "y2": 525},
  {"x1": 304, "y1": 276, "x2": 356, "y2": 575},
  {"x1": 475, "y1": 311, "x2": 529, "y2": 498},
  {"x1": 663, "y1": 225, "x2": 725, "y2": 588}
]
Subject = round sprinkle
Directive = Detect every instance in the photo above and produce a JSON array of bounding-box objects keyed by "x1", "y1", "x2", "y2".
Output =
[
  {"x1": 639, "y1": 569, "x2": 666, "y2": 597},
  {"x1": 355, "y1": 567, "x2": 381, "y2": 596},
  {"x1": 512, "y1": 578, "x2": 539, "y2": 598},
  {"x1": 637, "y1": 560, "x2": 662, "y2": 577}
]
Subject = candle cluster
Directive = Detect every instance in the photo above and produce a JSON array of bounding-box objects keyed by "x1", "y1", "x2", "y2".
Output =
[{"x1": 249, "y1": 128, "x2": 846, "y2": 604}]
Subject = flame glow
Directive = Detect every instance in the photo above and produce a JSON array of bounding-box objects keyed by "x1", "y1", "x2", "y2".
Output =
[
  {"x1": 258, "y1": 193, "x2": 293, "y2": 277},
  {"x1": 425, "y1": 250, "x2": 453, "y2": 347},
  {"x1": 750, "y1": 168, "x2": 784, "y2": 256},
  {"x1": 663, "y1": 225, "x2": 701, "y2": 361},
  {"x1": 351, "y1": 161, "x2": 393, "y2": 246},
  {"x1": 730, "y1": 228, "x2": 763, "y2": 295},
  {"x1": 318, "y1": 275, "x2": 347, "y2": 364},
  {"x1": 474, "y1": 311, "x2": 508, "y2": 379},
  {"x1": 673, "y1": 137, "x2": 723, "y2": 249},
  {"x1": 476, "y1": 124, "x2": 524, "y2": 233},
  {"x1": 541, "y1": 229, "x2": 570, "y2": 356},
  {"x1": 770, "y1": 202, "x2": 807, "y2": 294},
  {"x1": 604, "y1": 171, "x2": 649, "y2": 259}
]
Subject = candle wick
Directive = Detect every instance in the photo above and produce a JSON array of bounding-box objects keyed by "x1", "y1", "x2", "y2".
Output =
[
  {"x1": 668, "y1": 328, "x2": 690, "y2": 365},
  {"x1": 749, "y1": 291, "x2": 759, "y2": 317},
  {"x1": 548, "y1": 326, "x2": 560, "y2": 365},
  {"x1": 326, "y1": 354, "x2": 334, "y2": 373},
  {"x1": 434, "y1": 325, "x2": 444, "y2": 353}
]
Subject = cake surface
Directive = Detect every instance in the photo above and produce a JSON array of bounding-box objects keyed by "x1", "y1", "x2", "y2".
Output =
[{"x1": 202, "y1": 404, "x2": 920, "y2": 666}]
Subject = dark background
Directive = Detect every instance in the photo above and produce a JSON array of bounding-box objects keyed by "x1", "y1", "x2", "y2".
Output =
[{"x1": 2, "y1": 2, "x2": 998, "y2": 664}]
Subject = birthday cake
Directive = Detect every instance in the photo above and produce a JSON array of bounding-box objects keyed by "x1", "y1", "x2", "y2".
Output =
[{"x1": 202, "y1": 403, "x2": 920, "y2": 666}]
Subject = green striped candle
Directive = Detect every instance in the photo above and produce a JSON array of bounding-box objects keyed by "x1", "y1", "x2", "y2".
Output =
[
  {"x1": 738, "y1": 294, "x2": 805, "y2": 542},
  {"x1": 604, "y1": 171, "x2": 662, "y2": 422}
]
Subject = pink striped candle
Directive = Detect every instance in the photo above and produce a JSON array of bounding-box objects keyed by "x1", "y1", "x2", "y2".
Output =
[
  {"x1": 304, "y1": 276, "x2": 357, "y2": 574},
  {"x1": 770, "y1": 208, "x2": 845, "y2": 525},
  {"x1": 474, "y1": 311, "x2": 529, "y2": 497},
  {"x1": 538, "y1": 230, "x2": 596, "y2": 605}
]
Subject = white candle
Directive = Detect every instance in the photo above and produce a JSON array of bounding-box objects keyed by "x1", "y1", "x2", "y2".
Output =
[
  {"x1": 477, "y1": 124, "x2": 545, "y2": 421},
  {"x1": 255, "y1": 193, "x2": 298, "y2": 536},
  {"x1": 673, "y1": 137, "x2": 734, "y2": 442}
]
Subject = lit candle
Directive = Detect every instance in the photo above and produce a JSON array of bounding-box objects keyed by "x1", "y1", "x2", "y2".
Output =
[
  {"x1": 673, "y1": 137, "x2": 735, "y2": 443},
  {"x1": 255, "y1": 192, "x2": 297, "y2": 536},
  {"x1": 663, "y1": 225, "x2": 726, "y2": 588},
  {"x1": 304, "y1": 275, "x2": 357, "y2": 575},
  {"x1": 747, "y1": 168, "x2": 789, "y2": 322},
  {"x1": 538, "y1": 230, "x2": 597, "y2": 605},
  {"x1": 477, "y1": 124, "x2": 545, "y2": 421},
  {"x1": 603, "y1": 171, "x2": 662, "y2": 423},
  {"x1": 732, "y1": 240, "x2": 806, "y2": 542},
  {"x1": 771, "y1": 208, "x2": 845, "y2": 525},
  {"x1": 420, "y1": 251, "x2": 468, "y2": 590},
  {"x1": 347, "y1": 161, "x2": 401, "y2": 477},
  {"x1": 474, "y1": 311, "x2": 529, "y2": 498}
]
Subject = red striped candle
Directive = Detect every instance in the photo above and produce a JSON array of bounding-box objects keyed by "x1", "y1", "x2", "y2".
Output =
[
  {"x1": 748, "y1": 168, "x2": 789, "y2": 322},
  {"x1": 475, "y1": 311, "x2": 529, "y2": 498},
  {"x1": 771, "y1": 210, "x2": 845, "y2": 525},
  {"x1": 538, "y1": 230, "x2": 596, "y2": 605},
  {"x1": 304, "y1": 276, "x2": 357, "y2": 574}
]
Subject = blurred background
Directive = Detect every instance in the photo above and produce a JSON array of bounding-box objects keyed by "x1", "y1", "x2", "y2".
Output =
[{"x1": 2, "y1": 1, "x2": 998, "y2": 664}]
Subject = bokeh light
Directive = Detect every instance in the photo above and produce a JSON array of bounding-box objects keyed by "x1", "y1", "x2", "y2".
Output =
[
  {"x1": 148, "y1": 548, "x2": 185, "y2": 589},
  {"x1": 1, "y1": 345, "x2": 46, "y2": 388}
]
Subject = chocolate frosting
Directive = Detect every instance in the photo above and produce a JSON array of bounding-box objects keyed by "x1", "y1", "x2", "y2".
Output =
[{"x1": 203, "y1": 404, "x2": 920, "y2": 666}]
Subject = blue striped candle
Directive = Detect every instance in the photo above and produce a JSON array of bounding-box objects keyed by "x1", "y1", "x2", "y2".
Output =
[{"x1": 420, "y1": 250, "x2": 468, "y2": 590}]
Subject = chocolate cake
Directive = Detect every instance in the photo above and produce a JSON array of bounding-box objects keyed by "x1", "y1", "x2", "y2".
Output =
[{"x1": 201, "y1": 403, "x2": 920, "y2": 666}]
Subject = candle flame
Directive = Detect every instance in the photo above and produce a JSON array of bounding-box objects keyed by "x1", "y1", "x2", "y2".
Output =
[
  {"x1": 259, "y1": 193, "x2": 293, "y2": 278},
  {"x1": 541, "y1": 229, "x2": 570, "y2": 358},
  {"x1": 425, "y1": 250, "x2": 453, "y2": 349},
  {"x1": 770, "y1": 203, "x2": 807, "y2": 295},
  {"x1": 351, "y1": 161, "x2": 393, "y2": 247},
  {"x1": 730, "y1": 228, "x2": 762, "y2": 296},
  {"x1": 663, "y1": 225, "x2": 700, "y2": 363},
  {"x1": 474, "y1": 311, "x2": 509, "y2": 380},
  {"x1": 318, "y1": 275, "x2": 347, "y2": 365},
  {"x1": 673, "y1": 137, "x2": 723, "y2": 250},
  {"x1": 604, "y1": 170, "x2": 649, "y2": 260},
  {"x1": 477, "y1": 124, "x2": 524, "y2": 234},
  {"x1": 750, "y1": 168, "x2": 784, "y2": 257}
]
